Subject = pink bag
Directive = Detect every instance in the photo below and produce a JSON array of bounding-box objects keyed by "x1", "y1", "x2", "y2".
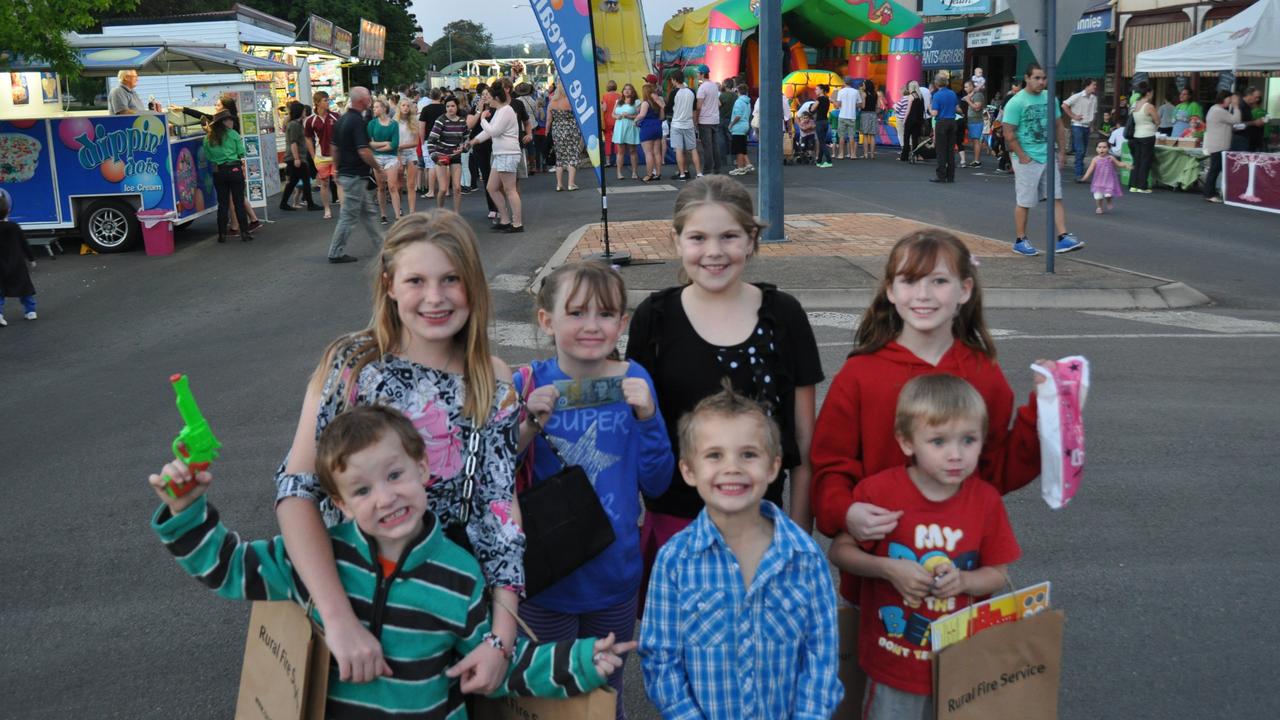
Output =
[{"x1": 1031, "y1": 357, "x2": 1089, "y2": 509}]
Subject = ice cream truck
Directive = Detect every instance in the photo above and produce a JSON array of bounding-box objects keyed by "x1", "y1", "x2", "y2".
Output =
[{"x1": 0, "y1": 36, "x2": 296, "y2": 253}]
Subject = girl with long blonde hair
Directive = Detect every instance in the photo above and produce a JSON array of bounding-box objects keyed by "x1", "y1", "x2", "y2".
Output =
[
  {"x1": 396, "y1": 98, "x2": 421, "y2": 214},
  {"x1": 275, "y1": 210, "x2": 524, "y2": 692}
]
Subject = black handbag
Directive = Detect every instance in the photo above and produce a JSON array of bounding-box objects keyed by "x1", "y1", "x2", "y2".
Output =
[{"x1": 516, "y1": 381, "x2": 617, "y2": 599}]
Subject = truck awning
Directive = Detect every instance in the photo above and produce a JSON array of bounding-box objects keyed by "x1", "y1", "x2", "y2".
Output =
[{"x1": 3, "y1": 35, "x2": 298, "y2": 75}]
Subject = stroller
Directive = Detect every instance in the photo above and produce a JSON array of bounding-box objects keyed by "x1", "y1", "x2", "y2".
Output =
[
  {"x1": 792, "y1": 112, "x2": 817, "y2": 165},
  {"x1": 910, "y1": 135, "x2": 937, "y2": 162}
]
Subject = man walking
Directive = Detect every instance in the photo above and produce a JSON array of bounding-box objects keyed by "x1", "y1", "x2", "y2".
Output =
[
  {"x1": 1062, "y1": 78, "x2": 1098, "y2": 181},
  {"x1": 834, "y1": 76, "x2": 861, "y2": 160},
  {"x1": 929, "y1": 72, "x2": 958, "y2": 183},
  {"x1": 304, "y1": 91, "x2": 341, "y2": 218},
  {"x1": 669, "y1": 74, "x2": 700, "y2": 180},
  {"x1": 1003, "y1": 63, "x2": 1082, "y2": 256},
  {"x1": 694, "y1": 66, "x2": 723, "y2": 174},
  {"x1": 327, "y1": 87, "x2": 383, "y2": 264}
]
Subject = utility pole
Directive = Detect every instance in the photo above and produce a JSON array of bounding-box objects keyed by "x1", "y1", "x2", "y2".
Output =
[{"x1": 759, "y1": 0, "x2": 785, "y2": 242}]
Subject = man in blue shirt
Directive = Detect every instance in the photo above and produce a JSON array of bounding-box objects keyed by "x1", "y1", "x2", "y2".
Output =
[{"x1": 929, "y1": 71, "x2": 959, "y2": 183}]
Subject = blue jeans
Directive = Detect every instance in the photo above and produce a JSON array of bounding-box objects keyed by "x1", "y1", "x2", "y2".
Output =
[
  {"x1": 0, "y1": 295, "x2": 36, "y2": 314},
  {"x1": 327, "y1": 174, "x2": 383, "y2": 259},
  {"x1": 1071, "y1": 124, "x2": 1090, "y2": 179}
]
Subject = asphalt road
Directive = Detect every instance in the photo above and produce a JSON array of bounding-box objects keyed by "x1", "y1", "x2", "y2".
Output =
[{"x1": 1, "y1": 157, "x2": 1276, "y2": 718}]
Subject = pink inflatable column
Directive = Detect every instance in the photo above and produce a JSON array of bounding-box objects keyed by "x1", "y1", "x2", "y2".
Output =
[
  {"x1": 847, "y1": 31, "x2": 880, "y2": 79},
  {"x1": 884, "y1": 23, "x2": 923, "y2": 105},
  {"x1": 706, "y1": 11, "x2": 743, "y2": 83}
]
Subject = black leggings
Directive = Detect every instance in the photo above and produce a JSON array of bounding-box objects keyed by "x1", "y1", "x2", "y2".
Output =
[
  {"x1": 213, "y1": 165, "x2": 250, "y2": 236},
  {"x1": 900, "y1": 122, "x2": 923, "y2": 160},
  {"x1": 473, "y1": 149, "x2": 497, "y2": 213},
  {"x1": 279, "y1": 160, "x2": 314, "y2": 208},
  {"x1": 1129, "y1": 136, "x2": 1156, "y2": 190}
]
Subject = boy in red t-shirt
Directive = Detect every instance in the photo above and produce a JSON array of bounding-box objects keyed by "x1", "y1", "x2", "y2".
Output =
[{"x1": 829, "y1": 374, "x2": 1020, "y2": 720}]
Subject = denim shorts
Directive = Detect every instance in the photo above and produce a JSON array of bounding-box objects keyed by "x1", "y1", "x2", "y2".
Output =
[{"x1": 492, "y1": 153, "x2": 520, "y2": 173}]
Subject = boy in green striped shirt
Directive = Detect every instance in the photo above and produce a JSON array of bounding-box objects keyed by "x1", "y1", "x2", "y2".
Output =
[{"x1": 149, "y1": 405, "x2": 631, "y2": 719}]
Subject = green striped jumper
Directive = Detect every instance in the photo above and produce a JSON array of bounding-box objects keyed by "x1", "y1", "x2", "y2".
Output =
[{"x1": 152, "y1": 496, "x2": 605, "y2": 718}]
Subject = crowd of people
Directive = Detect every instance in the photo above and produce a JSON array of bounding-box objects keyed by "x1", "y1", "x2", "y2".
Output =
[{"x1": 145, "y1": 170, "x2": 1060, "y2": 719}]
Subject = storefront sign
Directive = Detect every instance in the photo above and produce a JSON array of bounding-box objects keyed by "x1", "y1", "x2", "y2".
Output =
[
  {"x1": 922, "y1": 29, "x2": 966, "y2": 69},
  {"x1": 1074, "y1": 10, "x2": 1112, "y2": 35},
  {"x1": 358, "y1": 19, "x2": 386, "y2": 61},
  {"x1": 51, "y1": 115, "x2": 174, "y2": 217},
  {"x1": 309, "y1": 15, "x2": 334, "y2": 52},
  {"x1": 967, "y1": 24, "x2": 1021, "y2": 48},
  {"x1": 922, "y1": 0, "x2": 992, "y2": 17},
  {"x1": 334, "y1": 27, "x2": 353, "y2": 58}
]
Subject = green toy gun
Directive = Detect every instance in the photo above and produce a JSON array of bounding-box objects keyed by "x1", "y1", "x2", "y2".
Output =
[{"x1": 164, "y1": 373, "x2": 223, "y2": 498}]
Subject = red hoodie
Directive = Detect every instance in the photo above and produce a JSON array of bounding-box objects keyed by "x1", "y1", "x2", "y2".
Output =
[{"x1": 811, "y1": 340, "x2": 1040, "y2": 602}]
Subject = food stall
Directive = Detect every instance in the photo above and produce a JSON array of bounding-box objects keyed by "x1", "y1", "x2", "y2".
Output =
[
  {"x1": 1133, "y1": 0, "x2": 1279, "y2": 208},
  {"x1": 0, "y1": 35, "x2": 296, "y2": 253}
]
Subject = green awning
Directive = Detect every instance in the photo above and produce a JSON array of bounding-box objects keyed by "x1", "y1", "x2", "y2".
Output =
[{"x1": 1056, "y1": 31, "x2": 1107, "y2": 80}]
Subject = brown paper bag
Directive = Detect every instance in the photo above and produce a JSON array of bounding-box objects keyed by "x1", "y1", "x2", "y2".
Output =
[
  {"x1": 832, "y1": 606, "x2": 865, "y2": 720},
  {"x1": 932, "y1": 610, "x2": 1065, "y2": 720},
  {"x1": 472, "y1": 688, "x2": 617, "y2": 720},
  {"x1": 234, "y1": 601, "x2": 330, "y2": 720}
]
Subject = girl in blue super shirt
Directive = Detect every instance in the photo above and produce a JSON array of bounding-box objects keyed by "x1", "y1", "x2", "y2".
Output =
[{"x1": 514, "y1": 261, "x2": 673, "y2": 720}]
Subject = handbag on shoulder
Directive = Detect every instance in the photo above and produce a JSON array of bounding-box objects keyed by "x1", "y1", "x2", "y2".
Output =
[{"x1": 515, "y1": 369, "x2": 617, "y2": 599}]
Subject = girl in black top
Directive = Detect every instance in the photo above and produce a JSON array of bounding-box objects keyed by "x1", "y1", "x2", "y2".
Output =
[{"x1": 625, "y1": 176, "x2": 822, "y2": 609}]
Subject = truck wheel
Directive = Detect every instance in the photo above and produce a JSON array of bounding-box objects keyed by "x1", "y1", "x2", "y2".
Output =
[{"x1": 80, "y1": 199, "x2": 140, "y2": 253}]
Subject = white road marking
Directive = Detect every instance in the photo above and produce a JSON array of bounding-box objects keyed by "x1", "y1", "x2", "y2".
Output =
[
  {"x1": 489, "y1": 274, "x2": 532, "y2": 293},
  {"x1": 604, "y1": 184, "x2": 678, "y2": 194},
  {"x1": 804, "y1": 311, "x2": 1015, "y2": 337},
  {"x1": 817, "y1": 332, "x2": 1280, "y2": 347},
  {"x1": 1083, "y1": 311, "x2": 1280, "y2": 334},
  {"x1": 492, "y1": 320, "x2": 545, "y2": 350}
]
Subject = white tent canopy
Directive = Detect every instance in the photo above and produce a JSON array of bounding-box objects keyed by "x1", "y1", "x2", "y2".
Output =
[{"x1": 1135, "y1": 0, "x2": 1280, "y2": 72}]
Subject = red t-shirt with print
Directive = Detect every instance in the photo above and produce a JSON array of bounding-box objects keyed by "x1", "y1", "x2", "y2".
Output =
[
  {"x1": 304, "y1": 111, "x2": 338, "y2": 156},
  {"x1": 852, "y1": 466, "x2": 1021, "y2": 695}
]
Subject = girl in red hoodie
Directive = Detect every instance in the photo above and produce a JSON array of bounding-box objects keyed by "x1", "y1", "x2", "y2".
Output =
[{"x1": 810, "y1": 229, "x2": 1042, "y2": 606}]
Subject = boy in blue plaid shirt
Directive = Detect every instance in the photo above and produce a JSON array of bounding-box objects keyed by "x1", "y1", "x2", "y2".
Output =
[{"x1": 639, "y1": 386, "x2": 842, "y2": 719}]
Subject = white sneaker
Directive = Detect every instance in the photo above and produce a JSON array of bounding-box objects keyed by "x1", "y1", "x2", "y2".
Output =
[
  {"x1": 0, "y1": 315, "x2": 7, "y2": 327},
  {"x1": 24, "y1": 311, "x2": 37, "y2": 320}
]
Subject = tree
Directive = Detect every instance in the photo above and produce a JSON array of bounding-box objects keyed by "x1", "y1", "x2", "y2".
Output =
[
  {"x1": 0, "y1": 0, "x2": 139, "y2": 78},
  {"x1": 422, "y1": 20, "x2": 493, "y2": 70}
]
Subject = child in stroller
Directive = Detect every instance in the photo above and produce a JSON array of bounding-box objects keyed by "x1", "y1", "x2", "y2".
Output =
[{"x1": 793, "y1": 111, "x2": 817, "y2": 165}]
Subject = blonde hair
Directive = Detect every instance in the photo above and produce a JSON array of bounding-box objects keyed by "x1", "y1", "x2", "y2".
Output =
[
  {"x1": 894, "y1": 374, "x2": 989, "y2": 440},
  {"x1": 309, "y1": 210, "x2": 498, "y2": 425},
  {"x1": 677, "y1": 379, "x2": 782, "y2": 461}
]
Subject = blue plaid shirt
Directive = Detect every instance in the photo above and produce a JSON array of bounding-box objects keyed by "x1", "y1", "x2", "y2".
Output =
[{"x1": 639, "y1": 501, "x2": 843, "y2": 719}]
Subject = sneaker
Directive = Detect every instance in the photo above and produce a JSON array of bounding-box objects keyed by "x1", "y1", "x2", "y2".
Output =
[
  {"x1": 0, "y1": 315, "x2": 7, "y2": 327},
  {"x1": 676, "y1": 173, "x2": 690, "y2": 181},
  {"x1": 696, "y1": 173, "x2": 705, "y2": 178},
  {"x1": 247, "y1": 220, "x2": 262, "y2": 233},
  {"x1": 969, "y1": 161, "x2": 982, "y2": 168},
  {"x1": 728, "y1": 167, "x2": 745, "y2": 175},
  {"x1": 1206, "y1": 195, "x2": 1223, "y2": 204},
  {"x1": 492, "y1": 223, "x2": 512, "y2": 232},
  {"x1": 992, "y1": 168, "x2": 1009, "y2": 175},
  {"x1": 460, "y1": 187, "x2": 474, "y2": 195},
  {"x1": 328, "y1": 254, "x2": 358, "y2": 264},
  {"x1": 501, "y1": 224, "x2": 525, "y2": 233},
  {"x1": 1012, "y1": 238, "x2": 1040, "y2": 256},
  {"x1": 1054, "y1": 234, "x2": 1084, "y2": 254},
  {"x1": 380, "y1": 215, "x2": 389, "y2": 225},
  {"x1": 23, "y1": 311, "x2": 37, "y2": 321}
]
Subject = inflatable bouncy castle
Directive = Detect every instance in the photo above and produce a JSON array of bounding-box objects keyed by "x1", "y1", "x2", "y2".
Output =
[{"x1": 661, "y1": 0, "x2": 924, "y2": 146}]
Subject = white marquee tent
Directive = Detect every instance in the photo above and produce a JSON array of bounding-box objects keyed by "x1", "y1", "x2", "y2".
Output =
[{"x1": 1135, "y1": 0, "x2": 1280, "y2": 72}]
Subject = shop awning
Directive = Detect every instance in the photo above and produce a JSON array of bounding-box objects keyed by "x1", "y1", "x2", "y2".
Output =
[
  {"x1": 1056, "y1": 30, "x2": 1107, "y2": 80},
  {"x1": 1122, "y1": 15, "x2": 1191, "y2": 76},
  {"x1": 1135, "y1": 0, "x2": 1280, "y2": 73},
  {"x1": 2, "y1": 35, "x2": 299, "y2": 75}
]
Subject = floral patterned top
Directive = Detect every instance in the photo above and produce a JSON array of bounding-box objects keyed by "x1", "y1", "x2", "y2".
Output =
[{"x1": 275, "y1": 340, "x2": 525, "y2": 592}]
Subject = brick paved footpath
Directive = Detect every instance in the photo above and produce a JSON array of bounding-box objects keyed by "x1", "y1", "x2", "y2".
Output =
[{"x1": 566, "y1": 213, "x2": 1010, "y2": 262}]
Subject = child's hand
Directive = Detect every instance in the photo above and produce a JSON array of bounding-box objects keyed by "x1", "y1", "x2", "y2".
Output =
[
  {"x1": 590, "y1": 632, "x2": 637, "y2": 680},
  {"x1": 524, "y1": 384, "x2": 560, "y2": 425},
  {"x1": 845, "y1": 502, "x2": 903, "y2": 542},
  {"x1": 621, "y1": 378, "x2": 655, "y2": 420},
  {"x1": 931, "y1": 562, "x2": 966, "y2": 599},
  {"x1": 446, "y1": 642, "x2": 509, "y2": 694},
  {"x1": 1032, "y1": 359, "x2": 1056, "y2": 386},
  {"x1": 148, "y1": 459, "x2": 211, "y2": 515},
  {"x1": 884, "y1": 559, "x2": 935, "y2": 606}
]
